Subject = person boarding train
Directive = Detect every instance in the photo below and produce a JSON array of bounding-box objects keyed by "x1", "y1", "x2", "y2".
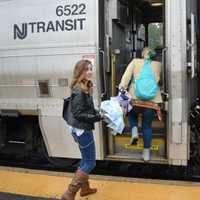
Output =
[{"x1": 119, "y1": 47, "x2": 163, "y2": 161}]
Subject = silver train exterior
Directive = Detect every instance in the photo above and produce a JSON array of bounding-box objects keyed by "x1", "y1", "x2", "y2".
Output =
[{"x1": 0, "y1": 0, "x2": 199, "y2": 166}]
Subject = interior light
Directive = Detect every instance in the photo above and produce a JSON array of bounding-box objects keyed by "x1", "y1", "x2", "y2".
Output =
[{"x1": 151, "y1": 3, "x2": 163, "y2": 7}]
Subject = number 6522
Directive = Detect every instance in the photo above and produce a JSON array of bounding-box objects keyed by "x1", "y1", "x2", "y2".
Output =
[{"x1": 56, "y1": 4, "x2": 86, "y2": 17}]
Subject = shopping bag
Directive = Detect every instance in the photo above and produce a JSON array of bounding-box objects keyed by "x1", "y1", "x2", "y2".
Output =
[
  {"x1": 100, "y1": 99, "x2": 125, "y2": 135},
  {"x1": 112, "y1": 90, "x2": 132, "y2": 115}
]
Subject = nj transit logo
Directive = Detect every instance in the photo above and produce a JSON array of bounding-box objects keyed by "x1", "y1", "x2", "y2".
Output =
[{"x1": 14, "y1": 24, "x2": 27, "y2": 40}]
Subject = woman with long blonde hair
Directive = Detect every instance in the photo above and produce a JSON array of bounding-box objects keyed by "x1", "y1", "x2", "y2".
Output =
[{"x1": 61, "y1": 60, "x2": 101, "y2": 200}]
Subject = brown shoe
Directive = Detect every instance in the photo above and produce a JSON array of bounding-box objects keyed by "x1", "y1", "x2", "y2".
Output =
[
  {"x1": 80, "y1": 180, "x2": 97, "y2": 197},
  {"x1": 61, "y1": 170, "x2": 84, "y2": 200},
  {"x1": 78, "y1": 171, "x2": 97, "y2": 197}
]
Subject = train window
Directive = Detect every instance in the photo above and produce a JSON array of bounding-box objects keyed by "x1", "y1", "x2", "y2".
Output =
[
  {"x1": 38, "y1": 80, "x2": 51, "y2": 97},
  {"x1": 148, "y1": 23, "x2": 163, "y2": 49}
]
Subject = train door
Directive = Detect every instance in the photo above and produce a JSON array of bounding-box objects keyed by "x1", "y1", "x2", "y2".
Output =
[
  {"x1": 186, "y1": 0, "x2": 200, "y2": 172},
  {"x1": 101, "y1": 0, "x2": 167, "y2": 163},
  {"x1": 185, "y1": 0, "x2": 199, "y2": 165},
  {"x1": 186, "y1": 1, "x2": 199, "y2": 112}
]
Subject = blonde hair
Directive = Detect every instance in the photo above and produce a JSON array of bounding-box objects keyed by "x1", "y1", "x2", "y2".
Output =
[{"x1": 71, "y1": 60, "x2": 93, "y2": 95}]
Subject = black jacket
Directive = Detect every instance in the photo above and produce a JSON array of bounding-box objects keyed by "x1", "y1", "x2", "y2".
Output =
[{"x1": 67, "y1": 88, "x2": 101, "y2": 130}]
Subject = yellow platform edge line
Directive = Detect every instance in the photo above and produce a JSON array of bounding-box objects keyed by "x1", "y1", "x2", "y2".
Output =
[{"x1": 0, "y1": 168, "x2": 200, "y2": 200}]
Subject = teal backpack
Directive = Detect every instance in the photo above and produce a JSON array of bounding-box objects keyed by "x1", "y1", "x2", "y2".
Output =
[{"x1": 134, "y1": 59, "x2": 158, "y2": 101}]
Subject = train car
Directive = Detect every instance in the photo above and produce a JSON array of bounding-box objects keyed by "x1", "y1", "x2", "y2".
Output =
[{"x1": 0, "y1": 0, "x2": 200, "y2": 170}]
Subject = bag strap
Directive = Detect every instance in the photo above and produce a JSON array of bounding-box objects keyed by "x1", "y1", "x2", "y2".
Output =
[
  {"x1": 133, "y1": 59, "x2": 153, "y2": 82},
  {"x1": 141, "y1": 59, "x2": 156, "y2": 80},
  {"x1": 131, "y1": 99, "x2": 162, "y2": 121}
]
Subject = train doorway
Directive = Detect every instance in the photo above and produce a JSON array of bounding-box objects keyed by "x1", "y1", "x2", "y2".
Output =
[{"x1": 100, "y1": 0, "x2": 167, "y2": 163}]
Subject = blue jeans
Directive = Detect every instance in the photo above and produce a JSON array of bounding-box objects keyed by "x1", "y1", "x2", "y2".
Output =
[
  {"x1": 71, "y1": 130, "x2": 96, "y2": 174},
  {"x1": 128, "y1": 107, "x2": 156, "y2": 148}
]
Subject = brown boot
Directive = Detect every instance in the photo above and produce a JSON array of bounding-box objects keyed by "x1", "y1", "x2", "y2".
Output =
[
  {"x1": 80, "y1": 173, "x2": 97, "y2": 197},
  {"x1": 61, "y1": 170, "x2": 83, "y2": 200}
]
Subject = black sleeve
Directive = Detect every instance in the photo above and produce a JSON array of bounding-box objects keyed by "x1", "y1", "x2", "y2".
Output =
[{"x1": 71, "y1": 91, "x2": 101, "y2": 123}]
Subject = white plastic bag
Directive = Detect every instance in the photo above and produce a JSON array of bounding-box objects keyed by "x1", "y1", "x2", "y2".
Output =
[
  {"x1": 112, "y1": 90, "x2": 132, "y2": 115},
  {"x1": 100, "y1": 99, "x2": 125, "y2": 135}
]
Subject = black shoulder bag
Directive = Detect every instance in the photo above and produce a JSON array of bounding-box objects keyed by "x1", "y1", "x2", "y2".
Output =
[{"x1": 62, "y1": 96, "x2": 71, "y2": 122}]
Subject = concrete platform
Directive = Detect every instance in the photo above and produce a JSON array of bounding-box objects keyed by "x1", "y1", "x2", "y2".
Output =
[{"x1": 0, "y1": 166, "x2": 200, "y2": 200}]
